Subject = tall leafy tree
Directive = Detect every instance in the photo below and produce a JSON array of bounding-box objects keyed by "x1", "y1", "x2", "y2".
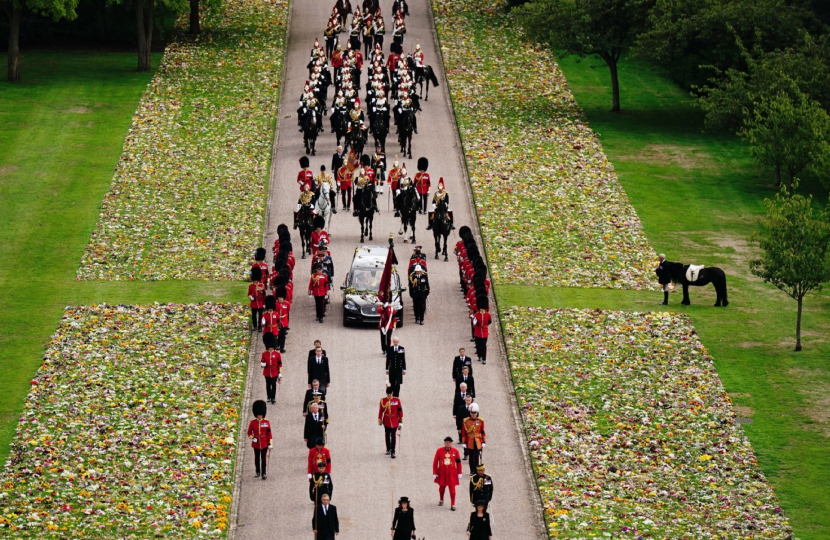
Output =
[
  {"x1": 512, "y1": 0, "x2": 655, "y2": 112},
  {"x1": 2, "y1": 0, "x2": 79, "y2": 81},
  {"x1": 738, "y1": 90, "x2": 830, "y2": 187},
  {"x1": 636, "y1": 0, "x2": 818, "y2": 88},
  {"x1": 108, "y1": 0, "x2": 186, "y2": 71},
  {"x1": 750, "y1": 185, "x2": 830, "y2": 351}
]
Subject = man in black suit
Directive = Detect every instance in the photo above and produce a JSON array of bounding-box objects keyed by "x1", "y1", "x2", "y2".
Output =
[
  {"x1": 312, "y1": 493, "x2": 340, "y2": 539},
  {"x1": 308, "y1": 346, "x2": 331, "y2": 389},
  {"x1": 331, "y1": 146, "x2": 345, "y2": 178},
  {"x1": 308, "y1": 339, "x2": 328, "y2": 361},
  {"x1": 452, "y1": 347, "x2": 473, "y2": 382},
  {"x1": 454, "y1": 365, "x2": 475, "y2": 397},
  {"x1": 304, "y1": 402, "x2": 327, "y2": 449},
  {"x1": 385, "y1": 336, "x2": 407, "y2": 397},
  {"x1": 454, "y1": 391, "x2": 473, "y2": 447}
]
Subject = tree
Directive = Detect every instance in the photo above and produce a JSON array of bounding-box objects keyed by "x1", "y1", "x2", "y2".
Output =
[
  {"x1": 108, "y1": 0, "x2": 185, "y2": 71},
  {"x1": 750, "y1": 185, "x2": 830, "y2": 351},
  {"x1": 512, "y1": 0, "x2": 655, "y2": 112},
  {"x1": 2, "y1": 0, "x2": 79, "y2": 81},
  {"x1": 635, "y1": 0, "x2": 818, "y2": 89},
  {"x1": 697, "y1": 35, "x2": 830, "y2": 131},
  {"x1": 738, "y1": 90, "x2": 830, "y2": 187}
]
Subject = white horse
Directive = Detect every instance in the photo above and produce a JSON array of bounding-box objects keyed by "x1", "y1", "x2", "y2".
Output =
[{"x1": 315, "y1": 182, "x2": 333, "y2": 231}]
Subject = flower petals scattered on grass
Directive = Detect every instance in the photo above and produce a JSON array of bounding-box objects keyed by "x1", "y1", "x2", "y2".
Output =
[
  {"x1": 0, "y1": 303, "x2": 248, "y2": 537},
  {"x1": 504, "y1": 307, "x2": 794, "y2": 539},
  {"x1": 433, "y1": 0, "x2": 657, "y2": 289},
  {"x1": 78, "y1": 0, "x2": 288, "y2": 281}
]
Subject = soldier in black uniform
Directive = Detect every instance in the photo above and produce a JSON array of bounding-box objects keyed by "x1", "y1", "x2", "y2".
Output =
[
  {"x1": 385, "y1": 336, "x2": 407, "y2": 397},
  {"x1": 408, "y1": 264, "x2": 430, "y2": 325},
  {"x1": 310, "y1": 461, "x2": 334, "y2": 503},
  {"x1": 469, "y1": 463, "x2": 493, "y2": 507}
]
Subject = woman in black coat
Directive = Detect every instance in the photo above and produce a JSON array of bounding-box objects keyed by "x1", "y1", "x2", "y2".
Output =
[
  {"x1": 391, "y1": 496, "x2": 416, "y2": 540},
  {"x1": 467, "y1": 500, "x2": 492, "y2": 540}
]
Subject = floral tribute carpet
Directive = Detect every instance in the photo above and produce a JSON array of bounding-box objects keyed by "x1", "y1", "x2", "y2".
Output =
[
  {"x1": 0, "y1": 304, "x2": 248, "y2": 537},
  {"x1": 432, "y1": 0, "x2": 656, "y2": 289},
  {"x1": 78, "y1": 0, "x2": 288, "y2": 281},
  {"x1": 503, "y1": 307, "x2": 794, "y2": 539}
]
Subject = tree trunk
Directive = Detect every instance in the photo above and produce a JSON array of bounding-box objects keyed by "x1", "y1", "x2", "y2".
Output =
[
  {"x1": 606, "y1": 57, "x2": 621, "y2": 113},
  {"x1": 795, "y1": 296, "x2": 803, "y2": 352},
  {"x1": 774, "y1": 162, "x2": 781, "y2": 187},
  {"x1": 6, "y1": 5, "x2": 22, "y2": 82},
  {"x1": 189, "y1": 0, "x2": 200, "y2": 34},
  {"x1": 135, "y1": 0, "x2": 154, "y2": 72}
]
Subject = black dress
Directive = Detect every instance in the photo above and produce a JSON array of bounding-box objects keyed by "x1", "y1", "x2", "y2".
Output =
[
  {"x1": 467, "y1": 511, "x2": 492, "y2": 540},
  {"x1": 391, "y1": 507, "x2": 416, "y2": 540}
]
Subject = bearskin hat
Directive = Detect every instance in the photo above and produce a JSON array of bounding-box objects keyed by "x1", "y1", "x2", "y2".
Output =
[
  {"x1": 252, "y1": 399, "x2": 267, "y2": 417},
  {"x1": 263, "y1": 332, "x2": 278, "y2": 350},
  {"x1": 250, "y1": 266, "x2": 262, "y2": 282},
  {"x1": 273, "y1": 275, "x2": 287, "y2": 289},
  {"x1": 279, "y1": 267, "x2": 291, "y2": 280},
  {"x1": 277, "y1": 223, "x2": 289, "y2": 236},
  {"x1": 280, "y1": 241, "x2": 293, "y2": 254},
  {"x1": 254, "y1": 247, "x2": 267, "y2": 261},
  {"x1": 299, "y1": 156, "x2": 310, "y2": 168},
  {"x1": 458, "y1": 225, "x2": 472, "y2": 239},
  {"x1": 476, "y1": 295, "x2": 489, "y2": 311},
  {"x1": 275, "y1": 286, "x2": 287, "y2": 299},
  {"x1": 417, "y1": 157, "x2": 428, "y2": 171},
  {"x1": 264, "y1": 295, "x2": 277, "y2": 311},
  {"x1": 314, "y1": 215, "x2": 326, "y2": 229},
  {"x1": 360, "y1": 154, "x2": 371, "y2": 167}
]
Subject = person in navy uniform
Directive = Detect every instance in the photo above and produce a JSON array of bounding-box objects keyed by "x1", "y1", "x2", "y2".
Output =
[
  {"x1": 385, "y1": 336, "x2": 406, "y2": 397},
  {"x1": 469, "y1": 463, "x2": 494, "y2": 507},
  {"x1": 309, "y1": 462, "x2": 334, "y2": 503}
]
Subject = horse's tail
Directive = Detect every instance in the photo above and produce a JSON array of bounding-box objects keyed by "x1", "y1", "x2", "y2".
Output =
[
  {"x1": 712, "y1": 267, "x2": 728, "y2": 304},
  {"x1": 428, "y1": 67, "x2": 439, "y2": 87}
]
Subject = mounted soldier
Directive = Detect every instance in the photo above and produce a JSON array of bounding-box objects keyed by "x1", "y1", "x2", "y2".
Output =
[
  {"x1": 392, "y1": 11, "x2": 406, "y2": 47},
  {"x1": 324, "y1": 15, "x2": 343, "y2": 58},
  {"x1": 372, "y1": 12, "x2": 386, "y2": 51},
  {"x1": 427, "y1": 178, "x2": 454, "y2": 230}
]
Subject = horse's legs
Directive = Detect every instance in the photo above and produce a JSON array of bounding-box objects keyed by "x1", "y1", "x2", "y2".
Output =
[
  {"x1": 407, "y1": 136, "x2": 412, "y2": 159},
  {"x1": 410, "y1": 218, "x2": 415, "y2": 243},
  {"x1": 359, "y1": 217, "x2": 365, "y2": 243},
  {"x1": 434, "y1": 233, "x2": 440, "y2": 259},
  {"x1": 442, "y1": 233, "x2": 448, "y2": 261},
  {"x1": 681, "y1": 285, "x2": 691, "y2": 305},
  {"x1": 368, "y1": 215, "x2": 373, "y2": 241}
]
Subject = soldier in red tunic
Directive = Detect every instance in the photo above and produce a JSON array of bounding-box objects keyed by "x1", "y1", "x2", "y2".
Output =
[
  {"x1": 275, "y1": 287, "x2": 290, "y2": 353},
  {"x1": 337, "y1": 161, "x2": 352, "y2": 210},
  {"x1": 432, "y1": 436, "x2": 463, "y2": 510},
  {"x1": 251, "y1": 247, "x2": 269, "y2": 284},
  {"x1": 311, "y1": 216, "x2": 331, "y2": 257},
  {"x1": 298, "y1": 156, "x2": 314, "y2": 191},
  {"x1": 378, "y1": 387, "x2": 403, "y2": 458},
  {"x1": 309, "y1": 265, "x2": 330, "y2": 322},
  {"x1": 262, "y1": 296, "x2": 280, "y2": 337},
  {"x1": 471, "y1": 296, "x2": 492, "y2": 364},
  {"x1": 413, "y1": 157, "x2": 431, "y2": 214},
  {"x1": 247, "y1": 400, "x2": 272, "y2": 480},
  {"x1": 308, "y1": 438, "x2": 332, "y2": 478},
  {"x1": 377, "y1": 301, "x2": 396, "y2": 353},
  {"x1": 261, "y1": 333, "x2": 282, "y2": 403},
  {"x1": 248, "y1": 267, "x2": 266, "y2": 332}
]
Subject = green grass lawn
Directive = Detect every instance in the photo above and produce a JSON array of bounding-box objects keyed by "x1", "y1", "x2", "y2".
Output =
[
  {"x1": 0, "y1": 50, "x2": 240, "y2": 466},
  {"x1": 501, "y1": 55, "x2": 830, "y2": 538}
]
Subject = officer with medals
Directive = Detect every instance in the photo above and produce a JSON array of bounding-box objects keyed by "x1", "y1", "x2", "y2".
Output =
[
  {"x1": 309, "y1": 461, "x2": 334, "y2": 503},
  {"x1": 378, "y1": 386, "x2": 403, "y2": 458},
  {"x1": 469, "y1": 463, "x2": 493, "y2": 508},
  {"x1": 408, "y1": 263, "x2": 429, "y2": 325}
]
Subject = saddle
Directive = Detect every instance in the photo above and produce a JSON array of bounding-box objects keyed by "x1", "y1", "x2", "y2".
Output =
[{"x1": 686, "y1": 264, "x2": 705, "y2": 283}]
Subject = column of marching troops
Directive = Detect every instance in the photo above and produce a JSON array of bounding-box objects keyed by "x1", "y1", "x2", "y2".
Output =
[{"x1": 242, "y1": 0, "x2": 494, "y2": 536}]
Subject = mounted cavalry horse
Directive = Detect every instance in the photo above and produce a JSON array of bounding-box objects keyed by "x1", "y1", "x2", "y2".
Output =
[
  {"x1": 655, "y1": 261, "x2": 729, "y2": 307},
  {"x1": 300, "y1": 107, "x2": 319, "y2": 156},
  {"x1": 353, "y1": 180, "x2": 378, "y2": 243},
  {"x1": 431, "y1": 198, "x2": 452, "y2": 261},
  {"x1": 314, "y1": 181, "x2": 334, "y2": 231},
  {"x1": 406, "y1": 55, "x2": 439, "y2": 101},
  {"x1": 395, "y1": 186, "x2": 419, "y2": 243},
  {"x1": 294, "y1": 203, "x2": 316, "y2": 258},
  {"x1": 397, "y1": 109, "x2": 415, "y2": 159}
]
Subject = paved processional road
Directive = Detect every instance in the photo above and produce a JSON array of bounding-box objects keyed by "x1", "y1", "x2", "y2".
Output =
[{"x1": 230, "y1": 0, "x2": 547, "y2": 537}]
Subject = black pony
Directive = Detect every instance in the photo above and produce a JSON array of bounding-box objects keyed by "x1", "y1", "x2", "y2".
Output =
[
  {"x1": 656, "y1": 261, "x2": 729, "y2": 307},
  {"x1": 395, "y1": 187, "x2": 419, "y2": 243}
]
